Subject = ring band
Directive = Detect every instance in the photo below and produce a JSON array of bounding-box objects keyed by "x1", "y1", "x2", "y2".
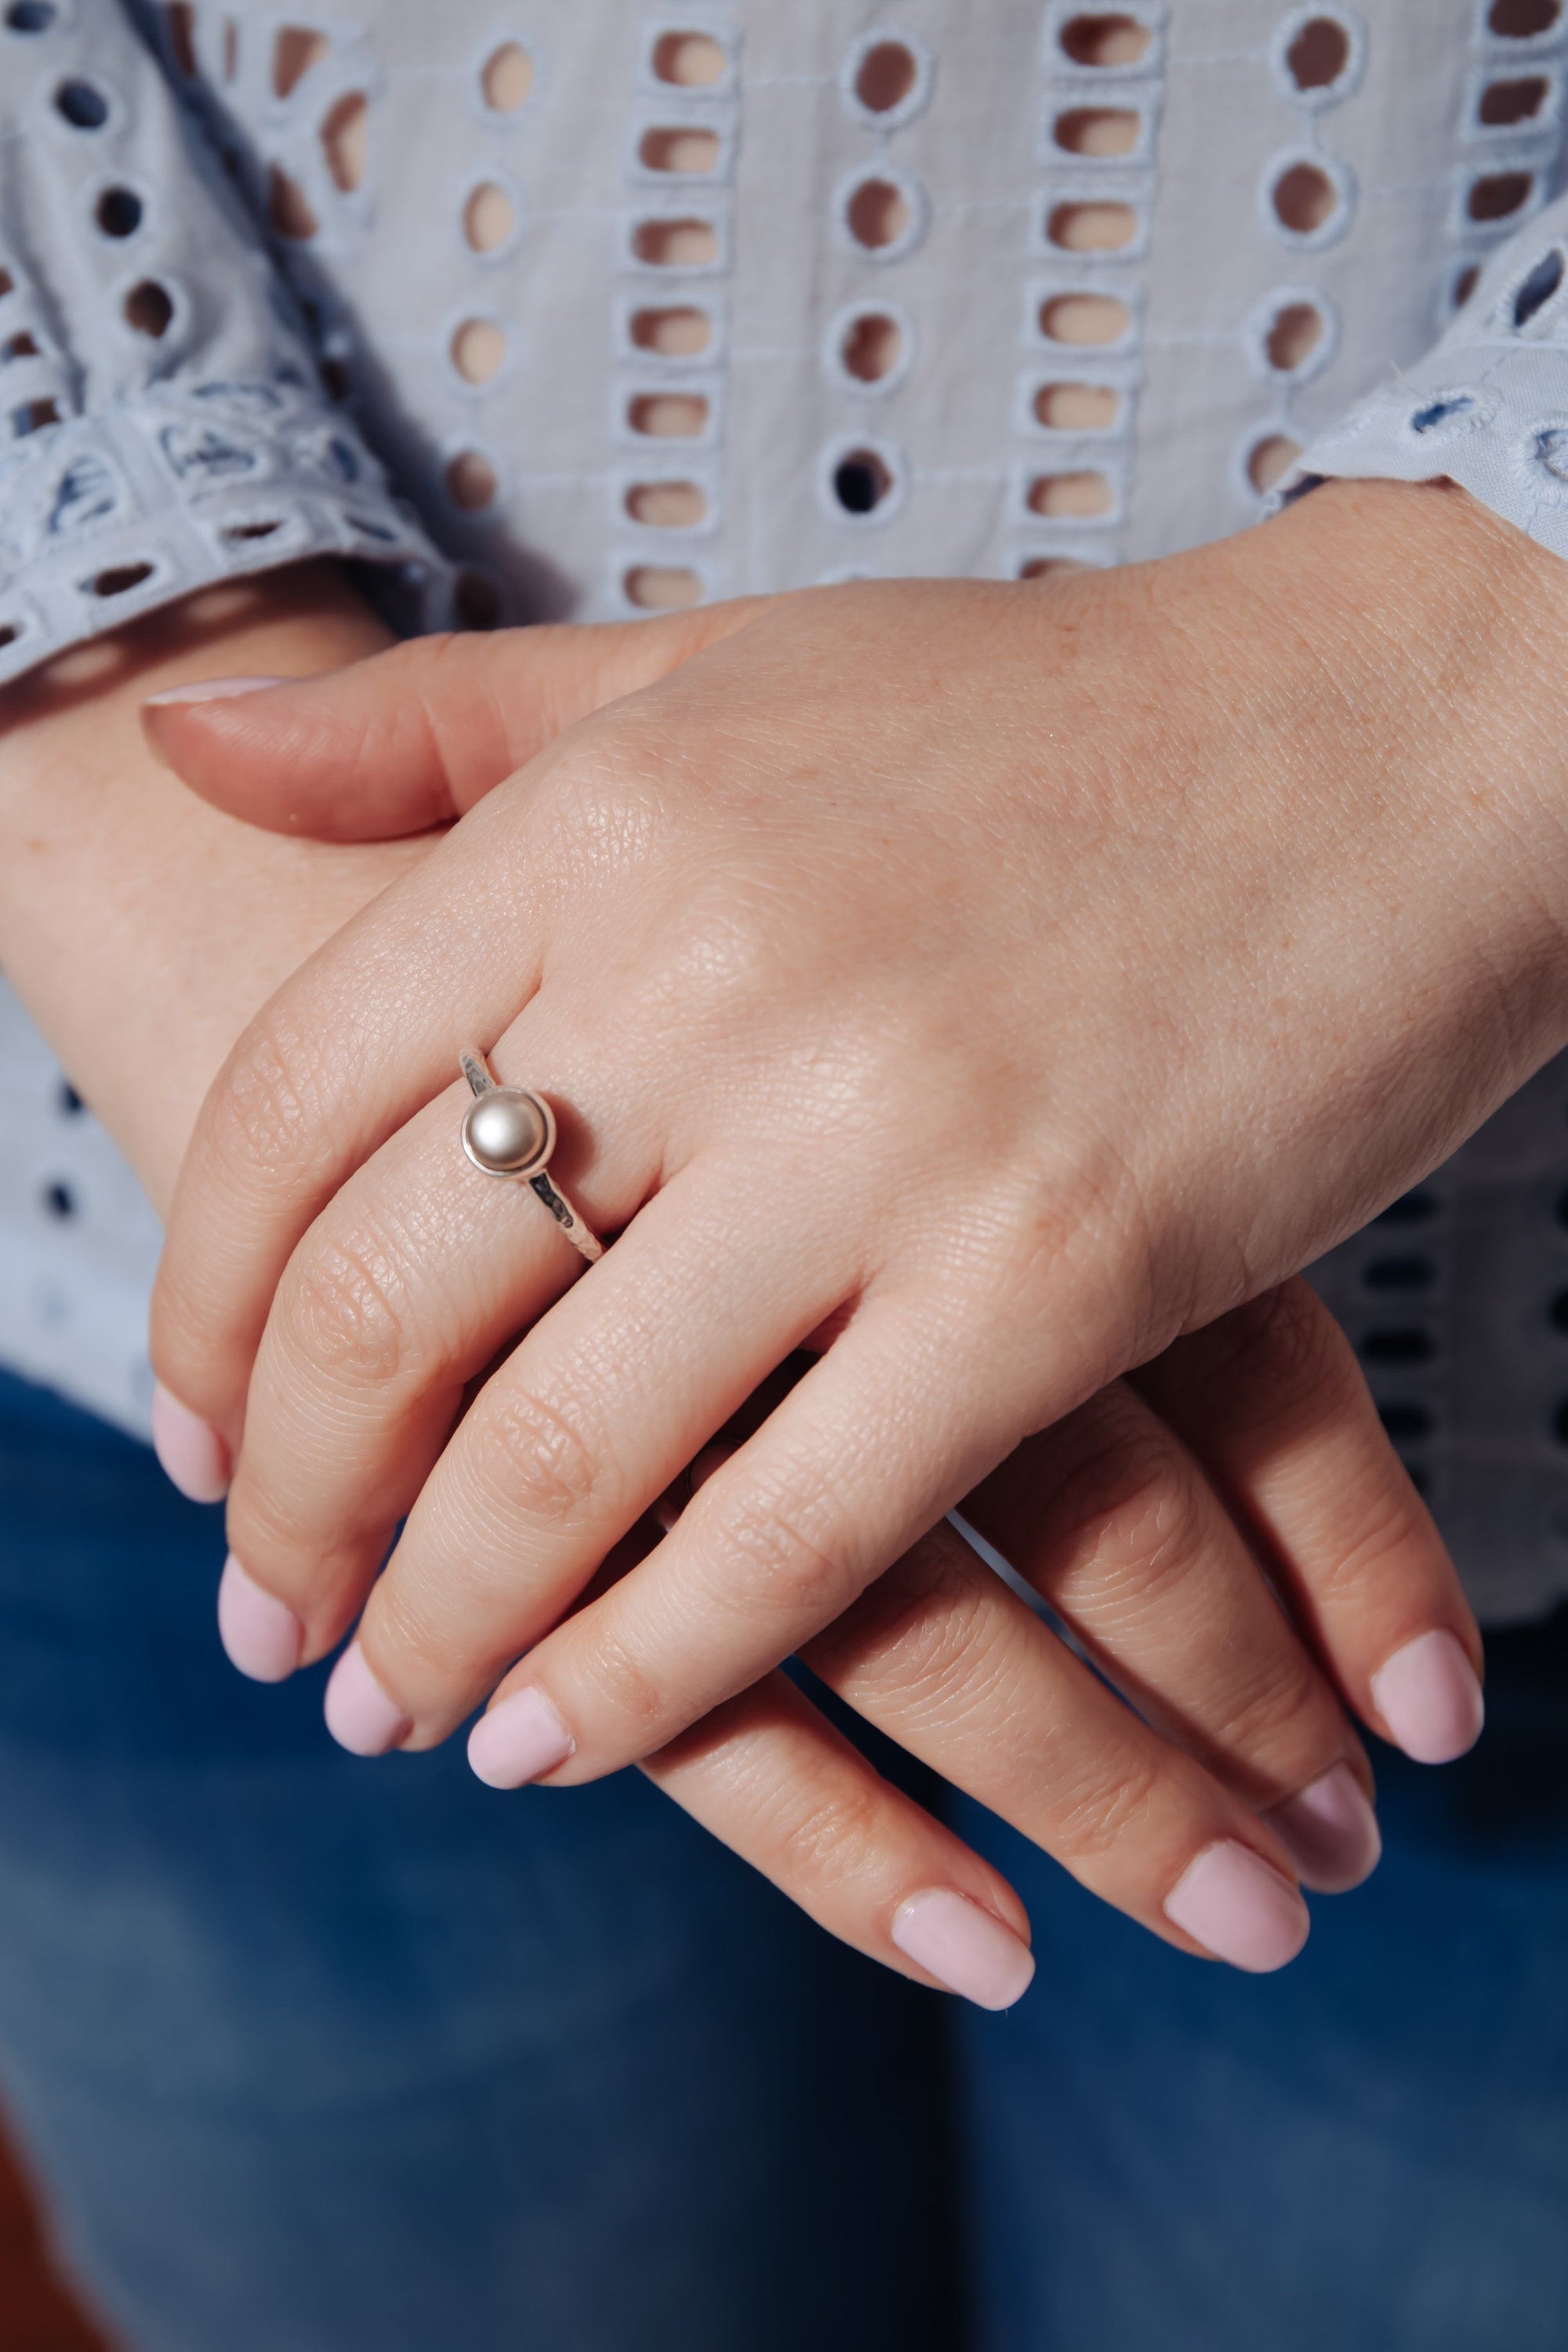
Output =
[{"x1": 459, "y1": 1051, "x2": 604, "y2": 1264}]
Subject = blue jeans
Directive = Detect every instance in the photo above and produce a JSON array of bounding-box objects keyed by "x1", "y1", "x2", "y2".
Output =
[
  {"x1": 0, "y1": 1371, "x2": 953, "y2": 2350},
  {"x1": 1, "y1": 1366, "x2": 1566, "y2": 2350},
  {"x1": 954, "y1": 1601, "x2": 1568, "y2": 2350}
]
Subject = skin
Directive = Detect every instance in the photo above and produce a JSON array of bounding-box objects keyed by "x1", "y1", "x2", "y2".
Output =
[
  {"x1": 125, "y1": 475, "x2": 1548, "y2": 1975},
  {"x1": 3, "y1": 558, "x2": 1425, "y2": 1990},
  {"x1": 0, "y1": 529, "x2": 1476, "y2": 1985},
  {"x1": 0, "y1": 566, "x2": 409, "y2": 1206}
]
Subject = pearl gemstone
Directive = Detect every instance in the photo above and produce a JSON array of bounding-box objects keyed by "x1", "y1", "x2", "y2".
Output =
[{"x1": 463, "y1": 1087, "x2": 552, "y2": 1178}]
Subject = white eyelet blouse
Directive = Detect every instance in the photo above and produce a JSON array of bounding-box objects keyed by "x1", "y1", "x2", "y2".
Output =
[{"x1": 5, "y1": 0, "x2": 1568, "y2": 1621}]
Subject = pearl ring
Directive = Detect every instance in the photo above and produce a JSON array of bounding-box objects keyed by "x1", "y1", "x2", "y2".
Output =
[{"x1": 459, "y1": 1051, "x2": 604, "y2": 1263}]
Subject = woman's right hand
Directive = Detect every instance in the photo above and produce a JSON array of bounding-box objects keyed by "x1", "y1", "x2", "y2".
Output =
[{"x1": 590, "y1": 1276, "x2": 1455, "y2": 2006}]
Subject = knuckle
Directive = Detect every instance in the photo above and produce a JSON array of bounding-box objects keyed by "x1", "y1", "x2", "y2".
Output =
[
  {"x1": 1047, "y1": 1745, "x2": 1166, "y2": 1868},
  {"x1": 368, "y1": 1570, "x2": 495, "y2": 1702},
  {"x1": 574, "y1": 1622, "x2": 668, "y2": 1734},
  {"x1": 817, "y1": 1537, "x2": 993, "y2": 1700},
  {"x1": 1205, "y1": 1648, "x2": 1333, "y2": 1772},
  {"x1": 1044, "y1": 1403, "x2": 1204, "y2": 1599},
  {"x1": 1310, "y1": 1479, "x2": 1437, "y2": 1612},
  {"x1": 207, "y1": 1005, "x2": 344, "y2": 1195},
  {"x1": 474, "y1": 1379, "x2": 618, "y2": 1532},
  {"x1": 982, "y1": 1134, "x2": 1156, "y2": 1352},
  {"x1": 1200, "y1": 1280, "x2": 1352, "y2": 1434},
  {"x1": 281, "y1": 1222, "x2": 416, "y2": 1388},
  {"x1": 537, "y1": 728, "x2": 660, "y2": 882},
  {"x1": 621, "y1": 879, "x2": 798, "y2": 1046},
  {"x1": 708, "y1": 1486, "x2": 866, "y2": 1627},
  {"x1": 771, "y1": 1777, "x2": 890, "y2": 1894}
]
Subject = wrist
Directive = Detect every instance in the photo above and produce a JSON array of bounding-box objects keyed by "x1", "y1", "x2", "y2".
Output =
[
  {"x1": 1244, "y1": 477, "x2": 1568, "y2": 1065},
  {"x1": 0, "y1": 562, "x2": 415, "y2": 1212}
]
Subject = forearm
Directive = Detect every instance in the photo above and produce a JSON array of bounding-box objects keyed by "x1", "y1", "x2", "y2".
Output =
[{"x1": 0, "y1": 565, "x2": 423, "y2": 1216}]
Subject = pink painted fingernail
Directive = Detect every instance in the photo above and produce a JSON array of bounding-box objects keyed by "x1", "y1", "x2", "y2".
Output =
[
  {"x1": 324, "y1": 1642, "x2": 410, "y2": 1758},
  {"x1": 151, "y1": 1380, "x2": 230, "y2": 1504},
  {"x1": 143, "y1": 675, "x2": 292, "y2": 706},
  {"x1": 1370, "y1": 1629, "x2": 1485, "y2": 1766},
  {"x1": 1163, "y1": 1841, "x2": 1310, "y2": 1973},
  {"x1": 466, "y1": 1688, "x2": 576, "y2": 1790},
  {"x1": 1264, "y1": 1763, "x2": 1382, "y2": 1896},
  {"x1": 890, "y1": 1889, "x2": 1036, "y2": 2011},
  {"x1": 216, "y1": 1555, "x2": 303, "y2": 1684}
]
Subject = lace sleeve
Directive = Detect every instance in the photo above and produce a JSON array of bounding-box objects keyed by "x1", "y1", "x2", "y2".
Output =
[
  {"x1": 1287, "y1": 185, "x2": 1568, "y2": 561},
  {"x1": 0, "y1": 0, "x2": 448, "y2": 686}
]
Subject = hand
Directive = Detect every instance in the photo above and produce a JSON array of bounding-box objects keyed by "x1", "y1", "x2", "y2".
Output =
[
  {"x1": 4, "y1": 565, "x2": 1443, "y2": 2005},
  {"x1": 0, "y1": 564, "x2": 1053, "y2": 2000},
  {"x1": 145, "y1": 482, "x2": 1526, "y2": 1936},
  {"x1": 633, "y1": 1281, "x2": 1450, "y2": 1994}
]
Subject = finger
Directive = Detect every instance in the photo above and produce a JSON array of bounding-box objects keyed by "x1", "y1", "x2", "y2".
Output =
[
  {"x1": 961, "y1": 1382, "x2": 1381, "y2": 1894},
  {"x1": 794, "y1": 1516, "x2": 1311, "y2": 1971},
  {"x1": 210, "y1": 1070, "x2": 619, "y2": 1675},
  {"x1": 1134, "y1": 1279, "x2": 1485, "y2": 1765},
  {"x1": 410, "y1": 1299, "x2": 1050, "y2": 1782},
  {"x1": 642, "y1": 1668, "x2": 1036, "y2": 2009},
  {"x1": 151, "y1": 778, "x2": 592, "y2": 1447},
  {"x1": 140, "y1": 603, "x2": 763, "y2": 839},
  {"x1": 232, "y1": 1151, "x2": 841, "y2": 1700},
  {"x1": 478, "y1": 1512, "x2": 1037, "y2": 2006}
]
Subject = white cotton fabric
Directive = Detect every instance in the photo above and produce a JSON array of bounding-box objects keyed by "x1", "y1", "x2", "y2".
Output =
[{"x1": 5, "y1": 0, "x2": 1568, "y2": 1620}]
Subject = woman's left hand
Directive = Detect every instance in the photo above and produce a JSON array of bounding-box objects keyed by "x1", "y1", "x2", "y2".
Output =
[{"x1": 143, "y1": 477, "x2": 1553, "y2": 1786}]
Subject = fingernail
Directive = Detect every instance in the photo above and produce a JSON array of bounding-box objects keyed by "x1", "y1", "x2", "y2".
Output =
[
  {"x1": 216, "y1": 1555, "x2": 303, "y2": 1684},
  {"x1": 1264, "y1": 1763, "x2": 1382, "y2": 1895},
  {"x1": 150, "y1": 1380, "x2": 230, "y2": 1503},
  {"x1": 466, "y1": 1687, "x2": 576, "y2": 1790},
  {"x1": 890, "y1": 1889, "x2": 1036, "y2": 2011},
  {"x1": 1370, "y1": 1629, "x2": 1485, "y2": 1766},
  {"x1": 324, "y1": 1642, "x2": 410, "y2": 1758},
  {"x1": 143, "y1": 675, "x2": 292, "y2": 706},
  {"x1": 1163, "y1": 1840, "x2": 1310, "y2": 1973}
]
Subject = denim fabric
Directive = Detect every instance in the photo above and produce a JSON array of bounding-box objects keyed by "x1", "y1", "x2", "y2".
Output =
[
  {"x1": 0, "y1": 1370, "x2": 954, "y2": 2352},
  {"x1": 4, "y1": 1365, "x2": 1568, "y2": 2351},
  {"x1": 955, "y1": 1607, "x2": 1568, "y2": 2352}
]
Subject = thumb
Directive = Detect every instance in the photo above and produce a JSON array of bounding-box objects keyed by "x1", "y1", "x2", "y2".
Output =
[{"x1": 140, "y1": 600, "x2": 764, "y2": 841}]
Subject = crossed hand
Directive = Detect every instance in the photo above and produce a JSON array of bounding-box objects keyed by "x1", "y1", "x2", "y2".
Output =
[{"x1": 144, "y1": 481, "x2": 1552, "y2": 2003}]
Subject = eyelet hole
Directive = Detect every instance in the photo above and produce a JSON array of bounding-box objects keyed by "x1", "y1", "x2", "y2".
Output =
[
  {"x1": 833, "y1": 449, "x2": 894, "y2": 514},
  {"x1": 839, "y1": 311, "x2": 905, "y2": 383},
  {"x1": 1284, "y1": 15, "x2": 1351, "y2": 90},
  {"x1": 1247, "y1": 433, "x2": 1301, "y2": 493},
  {"x1": 1026, "y1": 470, "x2": 1112, "y2": 518},
  {"x1": 481, "y1": 42, "x2": 534, "y2": 110},
  {"x1": 451, "y1": 318, "x2": 506, "y2": 383},
  {"x1": 1059, "y1": 13, "x2": 1151, "y2": 67},
  {"x1": 625, "y1": 479, "x2": 708, "y2": 526},
  {"x1": 844, "y1": 176, "x2": 913, "y2": 252},
  {"x1": 1034, "y1": 381, "x2": 1120, "y2": 429},
  {"x1": 853, "y1": 39, "x2": 918, "y2": 113},
  {"x1": 1053, "y1": 104, "x2": 1139, "y2": 155},
  {"x1": 630, "y1": 304, "x2": 712, "y2": 357},
  {"x1": 1271, "y1": 160, "x2": 1338, "y2": 234},
  {"x1": 445, "y1": 450, "x2": 498, "y2": 510},
  {"x1": 1039, "y1": 292, "x2": 1131, "y2": 346},
  {"x1": 463, "y1": 181, "x2": 517, "y2": 252},
  {"x1": 624, "y1": 564, "x2": 702, "y2": 609},
  {"x1": 652, "y1": 31, "x2": 727, "y2": 86}
]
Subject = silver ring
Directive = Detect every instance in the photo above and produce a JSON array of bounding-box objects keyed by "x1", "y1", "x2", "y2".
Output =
[{"x1": 459, "y1": 1051, "x2": 604, "y2": 1264}]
